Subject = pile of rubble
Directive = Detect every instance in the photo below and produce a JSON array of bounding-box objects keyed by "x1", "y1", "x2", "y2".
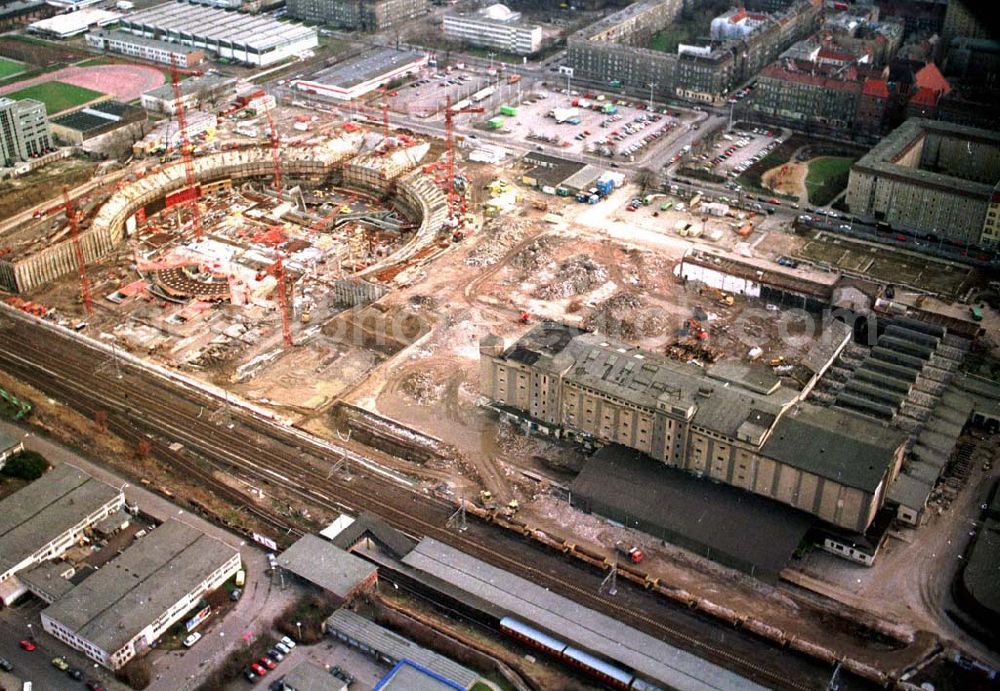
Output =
[
  {"x1": 510, "y1": 236, "x2": 556, "y2": 272},
  {"x1": 399, "y1": 370, "x2": 442, "y2": 405},
  {"x1": 465, "y1": 218, "x2": 532, "y2": 267},
  {"x1": 583, "y1": 291, "x2": 647, "y2": 340},
  {"x1": 535, "y1": 256, "x2": 608, "y2": 300}
]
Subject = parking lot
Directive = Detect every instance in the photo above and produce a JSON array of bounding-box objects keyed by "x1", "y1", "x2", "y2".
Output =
[
  {"x1": 690, "y1": 127, "x2": 784, "y2": 178},
  {"x1": 484, "y1": 88, "x2": 692, "y2": 160},
  {"x1": 383, "y1": 65, "x2": 523, "y2": 118}
]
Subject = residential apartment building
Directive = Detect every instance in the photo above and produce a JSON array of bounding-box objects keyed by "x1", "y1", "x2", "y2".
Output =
[
  {"x1": 480, "y1": 323, "x2": 906, "y2": 534},
  {"x1": 86, "y1": 29, "x2": 204, "y2": 68},
  {"x1": 443, "y1": 4, "x2": 541, "y2": 55},
  {"x1": 41, "y1": 520, "x2": 241, "y2": 669},
  {"x1": 750, "y1": 61, "x2": 890, "y2": 137},
  {"x1": 0, "y1": 97, "x2": 53, "y2": 167},
  {"x1": 287, "y1": 0, "x2": 427, "y2": 31},
  {"x1": 846, "y1": 118, "x2": 1000, "y2": 244},
  {"x1": 566, "y1": 0, "x2": 821, "y2": 105},
  {"x1": 0, "y1": 465, "x2": 124, "y2": 591}
]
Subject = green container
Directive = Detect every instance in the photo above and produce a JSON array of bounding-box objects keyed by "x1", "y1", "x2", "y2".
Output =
[
  {"x1": 486, "y1": 117, "x2": 504, "y2": 129},
  {"x1": 499, "y1": 105, "x2": 517, "y2": 116}
]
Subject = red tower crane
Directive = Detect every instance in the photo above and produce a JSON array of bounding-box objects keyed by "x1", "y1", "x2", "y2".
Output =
[
  {"x1": 63, "y1": 186, "x2": 93, "y2": 316},
  {"x1": 169, "y1": 54, "x2": 203, "y2": 238},
  {"x1": 264, "y1": 108, "x2": 284, "y2": 204},
  {"x1": 267, "y1": 255, "x2": 292, "y2": 347},
  {"x1": 443, "y1": 96, "x2": 483, "y2": 224}
]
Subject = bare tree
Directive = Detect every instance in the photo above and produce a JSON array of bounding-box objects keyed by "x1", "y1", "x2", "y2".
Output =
[{"x1": 634, "y1": 167, "x2": 658, "y2": 195}]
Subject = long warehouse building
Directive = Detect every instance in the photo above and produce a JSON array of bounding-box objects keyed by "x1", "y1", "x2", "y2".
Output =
[
  {"x1": 117, "y1": 1, "x2": 318, "y2": 66},
  {"x1": 41, "y1": 519, "x2": 241, "y2": 669}
]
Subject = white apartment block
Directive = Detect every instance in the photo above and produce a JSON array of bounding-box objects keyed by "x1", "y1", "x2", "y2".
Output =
[
  {"x1": 41, "y1": 520, "x2": 241, "y2": 669},
  {"x1": 443, "y1": 4, "x2": 541, "y2": 55},
  {"x1": 86, "y1": 29, "x2": 204, "y2": 68}
]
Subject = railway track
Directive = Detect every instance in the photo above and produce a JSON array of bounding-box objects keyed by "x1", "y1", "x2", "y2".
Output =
[{"x1": 0, "y1": 308, "x2": 850, "y2": 690}]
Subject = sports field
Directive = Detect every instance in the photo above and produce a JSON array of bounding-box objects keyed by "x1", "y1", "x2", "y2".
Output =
[
  {"x1": 0, "y1": 57, "x2": 26, "y2": 80},
  {"x1": 7, "y1": 80, "x2": 104, "y2": 114}
]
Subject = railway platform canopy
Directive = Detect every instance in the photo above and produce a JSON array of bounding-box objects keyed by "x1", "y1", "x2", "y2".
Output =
[
  {"x1": 277, "y1": 534, "x2": 377, "y2": 603},
  {"x1": 401, "y1": 538, "x2": 769, "y2": 691},
  {"x1": 571, "y1": 444, "x2": 815, "y2": 582}
]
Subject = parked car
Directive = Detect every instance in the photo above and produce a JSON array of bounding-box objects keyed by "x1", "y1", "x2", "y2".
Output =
[
  {"x1": 230, "y1": 588, "x2": 243, "y2": 602},
  {"x1": 68, "y1": 668, "x2": 84, "y2": 681},
  {"x1": 19, "y1": 640, "x2": 35, "y2": 651},
  {"x1": 85, "y1": 682, "x2": 105, "y2": 691},
  {"x1": 250, "y1": 662, "x2": 268, "y2": 676},
  {"x1": 0, "y1": 658, "x2": 13, "y2": 672},
  {"x1": 274, "y1": 642, "x2": 291, "y2": 655},
  {"x1": 280, "y1": 636, "x2": 297, "y2": 649},
  {"x1": 243, "y1": 668, "x2": 258, "y2": 682},
  {"x1": 183, "y1": 632, "x2": 202, "y2": 648},
  {"x1": 52, "y1": 656, "x2": 70, "y2": 671},
  {"x1": 259, "y1": 656, "x2": 277, "y2": 671},
  {"x1": 267, "y1": 648, "x2": 284, "y2": 662}
]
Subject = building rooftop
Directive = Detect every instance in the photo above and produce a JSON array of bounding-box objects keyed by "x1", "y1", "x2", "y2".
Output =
[
  {"x1": 28, "y1": 8, "x2": 120, "y2": 36},
  {"x1": 402, "y1": 538, "x2": 767, "y2": 690},
  {"x1": 276, "y1": 534, "x2": 376, "y2": 599},
  {"x1": 87, "y1": 28, "x2": 203, "y2": 55},
  {"x1": 500, "y1": 321, "x2": 800, "y2": 440},
  {"x1": 52, "y1": 100, "x2": 144, "y2": 133},
  {"x1": 571, "y1": 444, "x2": 815, "y2": 580},
  {"x1": 761, "y1": 403, "x2": 906, "y2": 492},
  {"x1": 124, "y1": 2, "x2": 316, "y2": 52},
  {"x1": 375, "y1": 660, "x2": 465, "y2": 691},
  {"x1": 18, "y1": 560, "x2": 76, "y2": 602},
  {"x1": 142, "y1": 74, "x2": 237, "y2": 102},
  {"x1": 282, "y1": 661, "x2": 346, "y2": 691},
  {"x1": 325, "y1": 609, "x2": 479, "y2": 688},
  {"x1": 303, "y1": 48, "x2": 426, "y2": 90},
  {"x1": 0, "y1": 464, "x2": 122, "y2": 577},
  {"x1": 852, "y1": 118, "x2": 1000, "y2": 196},
  {"x1": 44, "y1": 520, "x2": 239, "y2": 654}
]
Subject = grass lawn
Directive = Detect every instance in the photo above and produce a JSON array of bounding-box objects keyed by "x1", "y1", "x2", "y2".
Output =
[
  {"x1": 0, "y1": 57, "x2": 25, "y2": 80},
  {"x1": 804, "y1": 156, "x2": 854, "y2": 206},
  {"x1": 6, "y1": 80, "x2": 104, "y2": 114}
]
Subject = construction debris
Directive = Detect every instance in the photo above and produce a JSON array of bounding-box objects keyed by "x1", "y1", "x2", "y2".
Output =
[
  {"x1": 535, "y1": 256, "x2": 608, "y2": 299},
  {"x1": 465, "y1": 217, "x2": 532, "y2": 267}
]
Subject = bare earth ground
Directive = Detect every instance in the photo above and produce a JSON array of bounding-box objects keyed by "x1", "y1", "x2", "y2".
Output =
[{"x1": 762, "y1": 160, "x2": 808, "y2": 201}]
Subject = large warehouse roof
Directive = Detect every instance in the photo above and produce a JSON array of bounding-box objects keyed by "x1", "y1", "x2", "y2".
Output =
[
  {"x1": 124, "y1": 2, "x2": 315, "y2": 52},
  {"x1": 307, "y1": 48, "x2": 427, "y2": 90},
  {"x1": 402, "y1": 538, "x2": 768, "y2": 691},
  {"x1": 0, "y1": 464, "x2": 122, "y2": 577},
  {"x1": 44, "y1": 520, "x2": 239, "y2": 653},
  {"x1": 28, "y1": 8, "x2": 120, "y2": 37}
]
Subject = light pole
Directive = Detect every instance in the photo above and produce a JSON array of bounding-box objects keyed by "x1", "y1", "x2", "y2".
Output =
[
  {"x1": 295, "y1": 621, "x2": 302, "y2": 641},
  {"x1": 648, "y1": 81, "x2": 656, "y2": 111}
]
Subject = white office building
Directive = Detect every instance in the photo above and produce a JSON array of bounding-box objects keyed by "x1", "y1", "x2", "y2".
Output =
[
  {"x1": 443, "y1": 4, "x2": 541, "y2": 55},
  {"x1": 41, "y1": 520, "x2": 241, "y2": 669}
]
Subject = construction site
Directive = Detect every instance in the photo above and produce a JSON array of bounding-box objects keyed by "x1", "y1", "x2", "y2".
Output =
[{"x1": 1, "y1": 47, "x2": 999, "y2": 687}]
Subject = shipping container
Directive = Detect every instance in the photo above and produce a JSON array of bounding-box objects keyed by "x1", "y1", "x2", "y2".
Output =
[
  {"x1": 499, "y1": 105, "x2": 517, "y2": 116},
  {"x1": 486, "y1": 117, "x2": 504, "y2": 129}
]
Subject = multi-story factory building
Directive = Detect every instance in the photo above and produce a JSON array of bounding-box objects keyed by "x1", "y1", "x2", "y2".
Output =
[
  {"x1": 566, "y1": 0, "x2": 821, "y2": 105},
  {"x1": 480, "y1": 322, "x2": 906, "y2": 534},
  {"x1": 443, "y1": 4, "x2": 542, "y2": 55},
  {"x1": 0, "y1": 96, "x2": 52, "y2": 167},
  {"x1": 287, "y1": 0, "x2": 427, "y2": 31},
  {"x1": 846, "y1": 118, "x2": 1000, "y2": 244}
]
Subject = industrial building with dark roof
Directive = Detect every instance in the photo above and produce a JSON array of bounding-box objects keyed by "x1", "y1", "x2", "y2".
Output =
[
  {"x1": 276, "y1": 533, "x2": 377, "y2": 602},
  {"x1": 480, "y1": 321, "x2": 906, "y2": 534},
  {"x1": 50, "y1": 100, "x2": 146, "y2": 145}
]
